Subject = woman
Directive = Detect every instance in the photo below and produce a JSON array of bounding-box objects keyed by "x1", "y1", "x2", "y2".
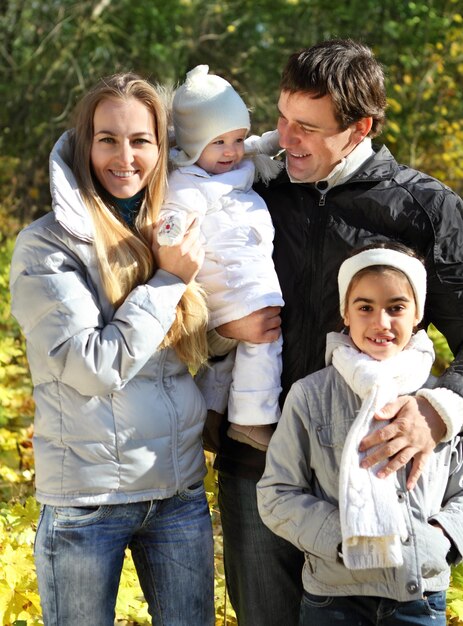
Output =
[{"x1": 9, "y1": 74, "x2": 214, "y2": 626}]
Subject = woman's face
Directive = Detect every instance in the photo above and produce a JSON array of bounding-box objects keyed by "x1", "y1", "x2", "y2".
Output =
[{"x1": 90, "y1": 97, "x2": 159, "y2": 198}]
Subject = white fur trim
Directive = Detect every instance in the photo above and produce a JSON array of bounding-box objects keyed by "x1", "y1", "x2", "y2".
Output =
[
  {"x1": 244, "y1": 131, "x2": 283, "y2": 183},
  {"x1": 252, "y1": 154, "x2": 284, "y2": 184},
  {"x1": 416, "y1": 387, "x2": 463, "y2": 442},
  {"x1": 244, "y1": 130, "x2": 281, "y2": 156}
]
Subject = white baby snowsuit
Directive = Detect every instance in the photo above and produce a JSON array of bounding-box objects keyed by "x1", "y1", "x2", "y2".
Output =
[{"x1": 161, "y1": 157, "x2": 284, "y2": 425}]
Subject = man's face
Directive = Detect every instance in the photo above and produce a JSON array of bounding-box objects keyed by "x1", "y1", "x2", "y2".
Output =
[{"x1": 277, "y1": 90, "x2": 364, "y2": 183}]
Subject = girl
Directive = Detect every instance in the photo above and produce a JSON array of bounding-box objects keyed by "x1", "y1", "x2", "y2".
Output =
[
  {"x1": 9, "y1": 74, "x2": 214, "y2": 626},
  {"x1": 257, "y1": 242, "x2": 463, "y2": 626}
]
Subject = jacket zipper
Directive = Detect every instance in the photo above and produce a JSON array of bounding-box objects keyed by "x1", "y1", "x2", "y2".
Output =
[
  {"x1": 318, "y1": 191, "x2": 327, "y2": 206},
  {"x1": 301, "y1": 187, "x2": 329, "y2": 376},
  {"x1": 157, "y1": 350, "x2": 182, "y2": 491}
]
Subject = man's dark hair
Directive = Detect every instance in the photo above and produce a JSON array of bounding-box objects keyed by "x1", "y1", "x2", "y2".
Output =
[{"x1": 280, "y1": 39, "x2": 387, "y2": 137}]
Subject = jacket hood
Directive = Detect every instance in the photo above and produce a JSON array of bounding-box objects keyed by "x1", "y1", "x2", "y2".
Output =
[{"x1": 49, "y1": 130, "x2": 94, "y2": 242}]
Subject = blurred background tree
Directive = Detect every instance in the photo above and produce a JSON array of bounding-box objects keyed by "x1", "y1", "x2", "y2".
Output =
[{"x1": 1, "y1": 0, "x2": 462, "y2": 227}]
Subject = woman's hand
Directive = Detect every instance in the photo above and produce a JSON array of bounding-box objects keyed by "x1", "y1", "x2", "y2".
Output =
[
  {"x1": 216, "y1": 306, "x2": 282, "y2": 344},
  {"x1": 152, "y1": 213, "x2": 204, "y2": 284},
  {"x1": 359, "y1": 396, "x2": 446, "y2": 490}
]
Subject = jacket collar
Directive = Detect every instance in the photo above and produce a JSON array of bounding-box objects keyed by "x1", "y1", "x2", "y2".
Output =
[
  {"x1": 172, "y1": 155, "x2": 256, "y2": 193},
  {"x1": 287, "y1": 138, "x2": 374, "y2": 188},
  {"x1": 49, "y1": 131, "x2": 95, "y2": 242},
  {"x1": 268, "y1": 143, "x2": 400, "y2": 189}
]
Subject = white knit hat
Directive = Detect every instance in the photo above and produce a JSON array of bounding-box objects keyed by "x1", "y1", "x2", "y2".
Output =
[
  {"x1": 172, "y1": 64, "x2": 251, "y2": 166},
  {"x1": 338, "y1": 248, "x2": 427, "y2": 322}
]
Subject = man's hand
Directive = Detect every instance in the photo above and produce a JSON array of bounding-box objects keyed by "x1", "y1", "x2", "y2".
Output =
[
  {"x1": 359, "y1": 396, "x2": 446, "y2": 490},
  {"x1": 216, "y1": 307, "x2": 282, "y2": 344}
]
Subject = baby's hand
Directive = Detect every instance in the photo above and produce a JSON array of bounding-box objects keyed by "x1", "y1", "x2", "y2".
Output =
[
  {"x1": 153, "y1": 213, "x2": 203, "y2": 284},
  {"x1": 157, "y1": 212, "x2": 187, "y2": 246}
]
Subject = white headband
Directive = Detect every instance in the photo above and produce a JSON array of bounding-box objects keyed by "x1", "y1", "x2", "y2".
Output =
[{"x1": 338, "y1": 248, "x2": 427, "y2": 322}]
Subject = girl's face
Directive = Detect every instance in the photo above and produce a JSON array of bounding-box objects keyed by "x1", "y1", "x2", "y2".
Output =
[
  {"x1": 343, "y1": 270, "x2": 420, "y2": 361},
  {"x1": 90, "y1": 97, "x2": 159, "y2": 198},
  {"x1": 196, "y1": 128, "x2": 247, "y2": 175}
]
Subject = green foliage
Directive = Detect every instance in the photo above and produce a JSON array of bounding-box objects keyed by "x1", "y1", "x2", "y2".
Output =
[
  {"x1": 0, "y1": 155, "x2": 35, "y2": 434},
  {"x1": 428, "y1": 324, "x2": 454, "y2": 377},
  {"x1": 448, "y1": 563, "x2": 463, "y2": 624},
  {"x1": 1, "y1": 0, "x2": 462, "y2": 224},
  {"x1": 0, "y1": 240, "x2": 34, "y2": 430}
]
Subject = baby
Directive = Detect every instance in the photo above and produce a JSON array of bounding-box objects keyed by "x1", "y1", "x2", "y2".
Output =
[{"x1": 158, "y1": 65, "x2": 283, "y2": 451}]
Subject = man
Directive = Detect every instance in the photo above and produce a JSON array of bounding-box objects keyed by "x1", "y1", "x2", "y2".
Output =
[{"x1": 212, "y1": 39, "x2": 463, "y2": 625}]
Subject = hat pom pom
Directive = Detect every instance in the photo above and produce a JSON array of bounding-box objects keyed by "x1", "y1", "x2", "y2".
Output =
[{"x1": 186, "y1": 65, "x2": 209, "y2": 82}]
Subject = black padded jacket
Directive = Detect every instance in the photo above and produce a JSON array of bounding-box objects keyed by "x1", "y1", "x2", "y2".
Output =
[{"x1": 215, "y1": 144, "x2": 463, "y2": 479}]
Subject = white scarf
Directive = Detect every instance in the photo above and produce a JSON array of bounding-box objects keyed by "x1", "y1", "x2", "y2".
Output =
[{"x1": 327, "y1": 330, "x2": 435, "y2": 570}]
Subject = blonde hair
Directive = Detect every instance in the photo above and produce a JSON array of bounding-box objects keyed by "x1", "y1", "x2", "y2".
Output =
[{"x1": 70, "y1": 73, "x2": 208, "y2": 369}]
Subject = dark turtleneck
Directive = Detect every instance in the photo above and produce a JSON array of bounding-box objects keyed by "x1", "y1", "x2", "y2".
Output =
[{"x1": 109, "y1": 189, "x2": 145, "y2": 226}]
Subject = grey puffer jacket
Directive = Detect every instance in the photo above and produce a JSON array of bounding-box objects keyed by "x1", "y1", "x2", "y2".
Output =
[
  {"x1": 257, "y1": 363, "x2": 463, "y2": 602},
  {"x1": 9, "y1": 132, "x2": 207, "y2": 506}
]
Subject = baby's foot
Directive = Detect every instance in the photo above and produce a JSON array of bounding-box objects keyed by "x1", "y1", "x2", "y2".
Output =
[{"x1": 227, "y1": 424, "x2": 274, "y2": 451}]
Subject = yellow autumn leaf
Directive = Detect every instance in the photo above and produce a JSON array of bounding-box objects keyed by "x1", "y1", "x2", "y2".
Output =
[
  {"x1": 0, "y1": 581, "x2": 14, "y2": 623},
  {"x1": 387, "y1": 121, "x2": 400, "y2": 134},
  {"x1": 27, "y1": 187, "x2": 39, "y2": 200},
  {"x1": 0, "y1": 466, "x2": 20, "y2": 483},
  {"x1": 447, "y1": 597, "x2": 463, "y2": 621},
  {"x1": 1, "y1": 545, "x2": 30, "y2": 586}
]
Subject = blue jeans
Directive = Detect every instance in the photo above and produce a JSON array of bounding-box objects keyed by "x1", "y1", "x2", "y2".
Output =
[
  {"x1": 35, "y1": 483, "x2": 214, "y2": 626},
  {"x1": 218, "y1": 471, "x2": 304, "y2": 626},
  {"x1": 299, "y1": 590, "x2": 447, "y2": 625}
]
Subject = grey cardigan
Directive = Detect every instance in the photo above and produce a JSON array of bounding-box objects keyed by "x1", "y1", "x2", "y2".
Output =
[
  {"x1": 9, "y1": 132, "x2": 207, "y2": 506},
  {"x1": 257, "y1": 365, "x2": 463, "y2": 602}
]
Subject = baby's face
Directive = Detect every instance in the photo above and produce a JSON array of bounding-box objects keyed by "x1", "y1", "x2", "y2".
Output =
[{"x1": 196, "y1": 128, "x2": 247, "y2": 175}]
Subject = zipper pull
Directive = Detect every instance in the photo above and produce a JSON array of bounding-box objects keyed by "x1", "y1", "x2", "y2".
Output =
[{"x1": 316, "y1": 180, "x2": 328, "y2": 206}]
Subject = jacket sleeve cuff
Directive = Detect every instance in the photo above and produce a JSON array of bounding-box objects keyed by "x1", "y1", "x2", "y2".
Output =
[
  {"x1": 429, "y1": 515, "x2": 463, "y2": 565},
  {"x1": 144, "y1": 269, "x2": 187, "y2": 332},
  {"x1": 194, "y1": 351, "x2": 235, "y2": 412},
  {"x1": 148, "y1": 267, "x2": 187, "y2": 287},
  {"x1": 415, "y1": 387, "x2": 463, "y2": 441},
  {"x1": 207, "y1": 328, "x2": 238, "y2": 357}
]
